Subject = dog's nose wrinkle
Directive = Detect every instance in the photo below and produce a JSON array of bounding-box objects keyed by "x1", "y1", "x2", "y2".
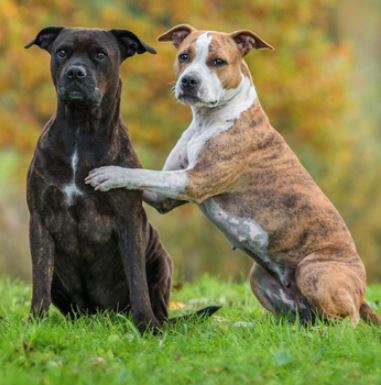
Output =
[{"x1": 66, "y1": 65, "x2": 87, "y2": 80}]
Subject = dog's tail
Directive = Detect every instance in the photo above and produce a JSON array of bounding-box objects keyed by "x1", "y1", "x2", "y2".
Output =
[
  {"x1": 359, "y1": 301, "x2": 381, "y2": 326},
  {"x1": 167, "y1": 305, "x2": 222, "y2": 324}
]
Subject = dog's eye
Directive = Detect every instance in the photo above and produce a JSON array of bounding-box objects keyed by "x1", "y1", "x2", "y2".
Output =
[
  {"x1": 178, "y1": 53, "x2": 189, "y2": 63},
  {"x1": 96, "y1": 52, "x2": 107, "y2": 60},
  {"x1": 212, "y1": 58, "x2": 227, "y2": 67},
  {"x1": 57, "y1": 49, "x2": 67, "y2": 58}
]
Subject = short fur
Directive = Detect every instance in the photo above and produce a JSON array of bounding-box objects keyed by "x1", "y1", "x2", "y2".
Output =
[
  {"x1": 86, "y1": 25, "x2": 380, "y2": 326},
  {"x1": 26, "y1": 27, "x2": 172, "y2": 333}
]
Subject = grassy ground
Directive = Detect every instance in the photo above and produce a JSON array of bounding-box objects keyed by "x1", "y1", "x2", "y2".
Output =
[{"x1": 0, "y1": 276, "x2": 380, "y2": 385}]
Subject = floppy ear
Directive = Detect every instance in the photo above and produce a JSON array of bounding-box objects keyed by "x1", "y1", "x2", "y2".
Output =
[
  {"x1": 25, "y1": 26, "x2": 64, "y2": 53},
  {"x1": 230, "y1": 30, "x2": 274, "y2": 56},
  {"x1": 109, "y1": 29, "x2": 157, "y2": 61},
  {"x1": 157, "y1": 24, "x2": 196, "y2": 48}
]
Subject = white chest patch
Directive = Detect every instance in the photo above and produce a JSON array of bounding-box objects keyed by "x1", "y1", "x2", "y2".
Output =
[
  {"x1": 63, "y1": 149, "x2": 83, "y2": 205},
  {"x1": 186, "y1": 75, "x2": 258, "y2": 168}
]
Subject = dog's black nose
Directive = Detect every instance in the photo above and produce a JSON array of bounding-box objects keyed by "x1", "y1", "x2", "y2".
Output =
[
  {"x1": 66, "y1": 65, "x2": 87, "y2": 80},
  {"x1": 181, "y1": 75, "x2": 199, "y2": 90}
]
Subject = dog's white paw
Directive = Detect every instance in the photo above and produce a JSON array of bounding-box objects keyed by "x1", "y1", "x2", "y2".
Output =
[{"x1": 85, "y1": 166, "x2": 129, "y2": 191}]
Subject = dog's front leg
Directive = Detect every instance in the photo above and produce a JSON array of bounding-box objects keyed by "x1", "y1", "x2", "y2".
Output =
[
  {"x1": 29, "y1": 214, "x2": 55, "y2": 318},
  {"x1": 86, "y1": 167, "x2": 190, "y2": 201},
  {"x1": 143, "y1": 128, "x2": 192, "y2": 213},
  {"x1": 116, "y1": 209, "x2": 160, "y2": 333},
  {"x1": 86, "y1": 156, "x2": 243, "y2": 204}
]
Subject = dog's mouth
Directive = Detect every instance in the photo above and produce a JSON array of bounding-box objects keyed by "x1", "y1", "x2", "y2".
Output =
[
  {"x1": 178, "y1": 93, "x2": 200, "y2": 103},
  {"x1": 178, "y1": 93, "x2": 218, "y2": 108},
  {"x1": 57, "y1": 86, "x2": 102, "y2": 108},
  {"x1": 65, "y1": 91, "x2": 87, "y2": 102},
  {"x1": 67, "y1": 90, "x2": 86, "y2": 101}
]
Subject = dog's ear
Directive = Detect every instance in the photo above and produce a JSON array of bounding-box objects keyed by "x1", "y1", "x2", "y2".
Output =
[
  {"x1": 157, "y1": 24, "x2": 196, "y2": 48},
  {"x1": 229, "y1": 30, "x2": 274, "y2": 56},
  {"x1": 25, "y1": 26, "x2": 64, "y2": 53},
  {"x1": 110, "y1": 29, "x2": 157, "y2": 61}
]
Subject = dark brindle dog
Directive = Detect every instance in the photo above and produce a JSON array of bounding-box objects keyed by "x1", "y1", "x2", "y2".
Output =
[{"x1": 25, "y1": 26, "x2": 205, "y2": 333}]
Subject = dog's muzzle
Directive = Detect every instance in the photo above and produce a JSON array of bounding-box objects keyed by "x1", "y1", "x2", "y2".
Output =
[
  {"x1": 178, "y1": 73, "x2": 202, "y2": 102},
  {"x1": 57, "y1": 65, "x2": 102, "y2": 107},
  {"x1": 181, "y1": 74, "x2": 200, "y2": 92}
]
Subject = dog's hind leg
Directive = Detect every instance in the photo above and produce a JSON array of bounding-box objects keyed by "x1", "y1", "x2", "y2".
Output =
[
  {"x1": 51, "y1": 273, "x2": 80, "y2": 319},
  {"x1": 250, "y1": 264, "x2": 314, "y2": 324},
  {"x1": 295, "y1": 247, "x2": 368, "y2": 326}
]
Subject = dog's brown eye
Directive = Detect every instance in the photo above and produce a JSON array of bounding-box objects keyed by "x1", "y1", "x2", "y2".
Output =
[
  {"x1": 96, "y1": 52, "x2": 107, "y2": 60},
  {"x1": 57, "y1": 49, "x2": 67, "y2": 58},
  {"x1": 212, "y1": 58, "x2": 227, "y2": 67},
  {"x1": 178, "y1": 53, "x2": 189, "y2": 63}
]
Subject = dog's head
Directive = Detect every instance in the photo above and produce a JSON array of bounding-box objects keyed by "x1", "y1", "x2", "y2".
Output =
[
  {"x1": 158, "y1": 25, "x2": 273, "y2": 108},
  {"x1": 25, "y1": 27, "x2": 156, "y2": 108}
]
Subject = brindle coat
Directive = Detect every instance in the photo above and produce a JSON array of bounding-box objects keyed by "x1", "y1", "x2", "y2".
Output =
[
  {"x1": 26, "y1": 27, "x2": 172, "y2": 333},
  {"x1": 187, "y1": 101, "x2": 368, "y2": 323},
  {"x1": 86, "y1": 25, "x2": 380, "y2": 326}
]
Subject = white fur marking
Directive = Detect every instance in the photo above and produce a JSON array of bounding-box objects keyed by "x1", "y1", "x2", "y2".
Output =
[
  {"x1": 200, "y1": 199, "x2": 269, "y2": 258},
  {"x1": 122, "y1": 169, "x2": 188, "y2": 199},
  {"x1": 187, "y1": 75, "x2": 257, "y2": 168},
  {"x1": 176, "y1": 32, "x2": 226, "y2": 106},
  {"x1": 71, "y1": 150, "x2": 78, "y2": 172},
  {"x1": 63, "y1": 149, "x2": 83, "y2": 205},
  {"x1": 88, "y1": 167, "x2": 188, "y2": 200},
  {"x1": 176, "y1": 33, "x2": 216, "y2": 104},
  {"x1": 195, "y1": 33, "x2": 212, "y2": 65},
  {"x1": 200, "y1": 199, "x2": 291, "y2": 286},
  {"x1": 172, "y1": 32, "x2": 258, "y2": 172},
  {"x1": 279, "y1": 289, "x2": 297, "y2": 310}
]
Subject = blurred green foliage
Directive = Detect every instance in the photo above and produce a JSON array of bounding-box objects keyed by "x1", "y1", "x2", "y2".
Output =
[{"x1": 0, "y1": 0, "x2": 380, "y2": 281}]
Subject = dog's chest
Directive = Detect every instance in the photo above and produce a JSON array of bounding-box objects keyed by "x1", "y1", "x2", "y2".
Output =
[
  {"x1": 61, "y1": 148, "x2": 84, "y2": 205},
  {"x1": 44, "y1": 183, "x2": 116, "y2": 247},
  {"x1": 40, "y1": 147, "x2": 116, "y2": 243},
  {"x1": 185, "y1": 119, "x2": 233, "y2": 168}
]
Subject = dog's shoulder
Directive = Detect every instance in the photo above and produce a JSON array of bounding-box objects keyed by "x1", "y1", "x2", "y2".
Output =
[
  {"x1": 110, "y1": 119, "x2": 142, "y2": 168},
  {"x1": 191, "y1": 103, "x2": 280, "y2": 169}
]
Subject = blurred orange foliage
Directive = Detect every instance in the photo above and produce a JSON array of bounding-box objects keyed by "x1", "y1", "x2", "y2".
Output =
[{"x1": 0, "y1": 0, "x2": 380, "y2": 281}]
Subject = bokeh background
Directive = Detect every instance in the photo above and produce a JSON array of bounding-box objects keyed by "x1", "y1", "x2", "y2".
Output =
[{"x1": 0, "y1": 0, "x2": 380, "y2": 282}]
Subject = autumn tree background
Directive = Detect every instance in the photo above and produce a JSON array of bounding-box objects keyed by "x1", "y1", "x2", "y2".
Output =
[{"x1": 0, "y1": 0, "x2": 380, "y2": 282}]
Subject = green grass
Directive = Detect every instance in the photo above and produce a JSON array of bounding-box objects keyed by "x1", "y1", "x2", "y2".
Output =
[{"x1": 1, "y1": 276, "x2": 380, "y2": 385}]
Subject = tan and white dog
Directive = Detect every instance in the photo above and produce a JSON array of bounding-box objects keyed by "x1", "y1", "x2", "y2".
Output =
[{"x1": 86, "y1": 25, "x2": 380, "y2": 325}]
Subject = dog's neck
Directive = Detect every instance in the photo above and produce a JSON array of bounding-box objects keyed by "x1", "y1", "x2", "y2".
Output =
[
  {"x1": 53, "y1": 80, "x2": 122, "y2": 141},
  {"x1": 191, "y1": 74, "x2": 258, "y2": 129}
]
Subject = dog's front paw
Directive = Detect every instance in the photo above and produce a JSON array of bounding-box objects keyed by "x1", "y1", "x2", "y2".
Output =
[
  {"x1": 134, "y1": 314, "x2": 162, "y2": 335},
  {"x1": 28, "y1": 301, "x2": 50, "y2": 320},
  {"x1": 85, "y1": 166, "x2": 128, "y2": 191}
]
